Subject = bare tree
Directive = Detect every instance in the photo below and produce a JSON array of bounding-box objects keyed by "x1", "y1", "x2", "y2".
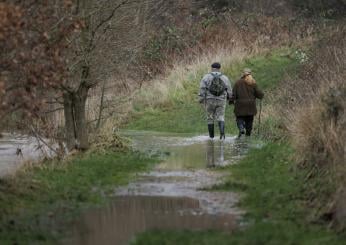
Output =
[
  {"x1": 59, "y1": 0, "x2": 193, "y2": 151},
  {"x1": 60, "y1": 0, "x2": 140, "y2": 151}
]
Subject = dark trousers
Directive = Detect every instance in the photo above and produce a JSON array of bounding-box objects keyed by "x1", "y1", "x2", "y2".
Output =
[{"x1": 236, "y1": 116, "x2": 254, "y2": 136}]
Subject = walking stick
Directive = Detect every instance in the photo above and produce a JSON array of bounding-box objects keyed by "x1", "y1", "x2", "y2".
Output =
[
  {"x1": 257, "y1": 100, "x2": 262, "y2": 136},
  {"x1": 204, "y1": 94, "x2": 207, "y2": 111}
]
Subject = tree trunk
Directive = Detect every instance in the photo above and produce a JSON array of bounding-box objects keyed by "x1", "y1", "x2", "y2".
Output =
[
  {"x1": 62, "y1": 0, "x2": 93, "y2": 152},
  {"x1": 74, "y1": 85, "x2": 89, "y2": 150},
  {"x1": 71, "y1": 0, "x2": 91, "y2": 151},
  {"x1": 63, "y1": 92, "x2": 76, "y2": 151}
]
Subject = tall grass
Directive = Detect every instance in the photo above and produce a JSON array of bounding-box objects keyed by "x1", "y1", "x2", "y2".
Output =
[
  {"x1": 122, "y1": 46, "x2": 247, "y2": 134},
  {"x1": 280, "y1": 26, "x2": 346, "y2": 229},
  {"x1": 115, "y1": 12, "x2": 324, "y2": 134},
  {"x1": 132, "y1": 47, "x2": 248, "y2": 110},
  {"x1": 126, "y1": 46, "x2": 301, "y2": 136}
]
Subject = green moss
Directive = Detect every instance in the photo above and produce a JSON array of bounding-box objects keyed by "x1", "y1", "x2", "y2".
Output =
[
  {"x1": 0, "y1": 152, "x2": 158, "y2": 244},
  {"x1": 126, "y1": 49, "x2": 300, "y2": 134},
  {"x1": 132, "y1": 143, "x2": 345, "y2": 244}
]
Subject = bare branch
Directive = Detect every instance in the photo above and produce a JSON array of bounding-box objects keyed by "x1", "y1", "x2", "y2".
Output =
[
  {"x1": 29, "y1": 125, "x2": 59, "y2": 156},
  {"x1": 92, "y1": 0, "x2": 131, "y2": 36},
  {"x1": 86, "y1": 0, "x2": 140, "y2": 53}
]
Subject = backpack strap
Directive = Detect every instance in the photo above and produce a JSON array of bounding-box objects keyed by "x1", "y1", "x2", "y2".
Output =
[
  {"x1": 209, "y1": 73, "x2": 225, "y2": 86},
  {"x1": 210, "y1": 72, "x2": 223, "y2": 78}
]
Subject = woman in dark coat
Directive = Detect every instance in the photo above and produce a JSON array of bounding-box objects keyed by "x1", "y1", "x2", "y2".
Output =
[{"x1": 231, "y1": 68, "x2": 264, "y2": 137}]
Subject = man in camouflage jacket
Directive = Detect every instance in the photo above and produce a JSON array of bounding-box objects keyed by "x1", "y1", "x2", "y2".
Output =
[{"x1": 199, "y1": 62, "x2": 232, "y2": 139}]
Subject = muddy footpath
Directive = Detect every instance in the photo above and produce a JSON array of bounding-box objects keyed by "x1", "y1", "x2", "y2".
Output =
[{"x1": 63, "y1": 131, "x2": 263, "y2": 245}]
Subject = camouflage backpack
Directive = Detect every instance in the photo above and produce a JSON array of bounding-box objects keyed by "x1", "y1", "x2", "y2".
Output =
[{"x1": 208, "y1": 73, "x2": 226, "y2": 96}]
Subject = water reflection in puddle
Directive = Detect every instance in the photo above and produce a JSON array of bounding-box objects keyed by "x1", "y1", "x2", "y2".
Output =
[
  {"x1": 0, "y1": 133, "x2": 52, "y2": 176},
  {"x1": 64, "y1": 196, "x2": 236, "y2": 245},
  {"x1": 126, "y1": 131, "x2": 258, "y2": 170},
  {"x1": 65, "y1": 131, "x2": 263, "y2": 245}
]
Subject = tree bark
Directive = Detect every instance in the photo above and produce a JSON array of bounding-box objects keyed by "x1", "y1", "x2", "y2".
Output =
[
  {"x1": 74, "y1": 84, "x2": 89, "y2": 150},
  {"x1": 63, "y1": 92, "x2": 76, "y2": 151},
  {"x1": 63, "y1": 86, "x2": 90, "y2": 151}
]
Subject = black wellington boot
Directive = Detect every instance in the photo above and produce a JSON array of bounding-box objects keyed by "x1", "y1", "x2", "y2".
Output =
[
  {"x1": 208, "y1": 124, "x2": 214, "y2": 139},
  {"x1": 237, "y1": 119, "x2": 245, "y2": 138},
  {"x1": 238, "y1": 129, "x2": 245, "y2": 138},
  {"x1": 218, "y1": 121, "x2": 225, "y2": 140}
]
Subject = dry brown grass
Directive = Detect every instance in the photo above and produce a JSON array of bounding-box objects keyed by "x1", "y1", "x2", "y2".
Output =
[
  {"x1": 132, "y1": 46, "x2": 248, "y2": 109},
  {"x1": 111, "y1": 13, "x2": 322, "y2": 125},
  {"x1": 280, "y1": 24, "x2": 346, "y2": 228}
]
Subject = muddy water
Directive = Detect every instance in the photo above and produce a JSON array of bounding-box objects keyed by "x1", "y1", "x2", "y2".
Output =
[
  {"x1": 65, "y1": 131, "x2": 262, "y2": 245},
  {"x1": 128, "y1": 131, "x2": 251, "y2": 169},
  {"x1": 0, "y1": 133, "x2": 53, "y2": 177},
  {"x1": 66, "y1": 196, "x2": 237, "y2": 245}
]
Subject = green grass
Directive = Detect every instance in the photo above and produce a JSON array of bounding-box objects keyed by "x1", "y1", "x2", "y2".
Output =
[
  {"x1": 128, "y1": 102, "x2": 236, "y2": 134},
  {"x1": 0, "y1": 151, "x2": 158, "y2": 244},
  {"x1": 132, "y1": 143, "x2": 345, "y2": 245},
  {"x1": 226, "y1": 49, "x2": 300, "y2": 91},
  {"x1": 126, "y1": 49, "x2": 300, "y2": 134}
]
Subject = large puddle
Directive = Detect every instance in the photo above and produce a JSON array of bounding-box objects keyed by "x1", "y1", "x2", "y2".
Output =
[
  {"x1": 128, "y1": 131, "x2": 253, "y2": 169},
  {"x1": 64, "y1": 131, "x2": 263, "y2": 245},
  {"x1": 66, "y1": 196, "x2": 237, "y2": 245},
  {"x1": 0, "y1": 133, "x2": 53, "y2": 177}
]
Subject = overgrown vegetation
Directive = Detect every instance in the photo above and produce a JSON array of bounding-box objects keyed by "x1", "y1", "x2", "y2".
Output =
[
  {"x1": 0, "y1": 151, "x2": 157, "y2": 244},
  {"x1": 280, "y1": 26, "x2": 346, "y2": 229},
  {"x1": 132, "y1": 144, "x2": 346, "y2": 244},
  {"x1": 126, "y1": 48, "x2": 300, "y2": 137}
]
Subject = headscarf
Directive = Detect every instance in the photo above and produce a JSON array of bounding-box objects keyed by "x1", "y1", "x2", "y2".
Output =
[
  {"x1": 244, "y1": 74, "x2": 256, "y2": 85},
  {"x1": 241, "y1": 68, "x2": 256, "y2": 85}
]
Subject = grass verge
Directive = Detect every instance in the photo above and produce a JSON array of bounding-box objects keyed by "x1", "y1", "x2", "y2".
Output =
[
  {"x1": 0, "y1": 151, "x2": 158, "y2": 244},
  {"x1": 132, "y1": 143, "x2": 345, "y2": 244},
  {"x1": 126, "y1": 48, "x2": 300, "y2": 135}
]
